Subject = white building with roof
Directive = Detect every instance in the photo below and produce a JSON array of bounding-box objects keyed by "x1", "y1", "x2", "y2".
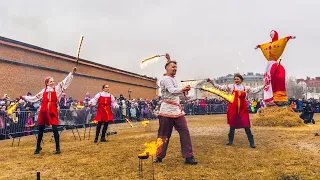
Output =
[{"x1": 182, "y1": 72, "x2": 264, "y2": 100}]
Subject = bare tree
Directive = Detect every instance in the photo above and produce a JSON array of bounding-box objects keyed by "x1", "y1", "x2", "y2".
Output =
[{"x1": 286, "y1": 77, "x2": 304, "y2": 99}]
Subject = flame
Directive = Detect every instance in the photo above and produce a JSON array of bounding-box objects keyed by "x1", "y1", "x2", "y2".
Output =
[
  {"x1": 201, "y1": 85, "x2": 235, "y2": 103},
  {"x1": 26, "y1": 124, "x2": 35, "y2": 128},
  {"x1": 140, "y1": 55, "x2": 160, "y2": 69},
  {"x1": 141, "y1": 120, "x2": 150, "y2": 127},
  {"x1": 7, "y1": 102, "x2": 18, "y2": 115},
  {"x1": 138, "y1": 138, "x2": 164, "y2": 159},
  {"x1": 90, "y1": 120, "x2": 98, "y2": 124}
]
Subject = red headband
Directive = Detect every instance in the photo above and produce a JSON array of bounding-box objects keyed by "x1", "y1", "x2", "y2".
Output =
[{"x1": 44, "y1": 76, "x2": 51, "y2": 86}]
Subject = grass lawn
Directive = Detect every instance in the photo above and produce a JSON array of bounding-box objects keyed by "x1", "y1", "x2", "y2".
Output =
[{"x1": 1, "y1": 114, "x2": 320, "y2": 180}]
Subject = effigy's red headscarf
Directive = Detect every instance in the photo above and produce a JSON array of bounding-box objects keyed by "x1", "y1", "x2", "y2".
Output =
[{"x1": 270, "y1": 30, "x2": 279, "y2": 42}]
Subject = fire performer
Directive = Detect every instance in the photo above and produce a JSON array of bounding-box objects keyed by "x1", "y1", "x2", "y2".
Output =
[
  {"x1": 207, "y1": 75, "x2": 263, "y2": 148},
  {"x1": 89, "y1": 84, "x2": 119, "y2": 143},
  {"x1": 23, "y1": 67, "x2": 77, "y2": 154},
  {"x1": 153, "y1": 53, "x2": 197, "y2": 165}
]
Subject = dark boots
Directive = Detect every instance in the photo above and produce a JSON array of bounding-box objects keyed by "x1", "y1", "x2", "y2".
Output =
[
  {"x1": 226, "y1": 127, "x2": 235, "y2": 146},
  {"x1": 52, "y1": 126, "x2": 60, "y2": 154},
  {"x1": 153, "y1": 158, "x2": 162, "y2": 163},
  {"x1": 100, "y1": 122, "x2": 109, "y2": 142},
  {"x1": 34, "y1": 125, "x2": 45, "y2": 154},
  {"x1": 34, "y1": 125, "x2": 61, "y2": 154},
  {"x1": 247, "y1": 135, "x2": 256, "y2": 148},
  {"x1": 245, "y1": 127, "x2": 256, "y2": 148},
  {"x1": 153, "y1": 157, "x2": 197, "y2": 165},
  {"x1": 185, "y1": 156, "x2": 198, "y2": 165},
  {"x1": 94, "y1": 122, "x2": 109, "y2": 143},
  {"x1": 226, "y1": 127, "x2": 256, "y2": 148},
  {"x1": 94, "y1": 122, "x2": 102, "y2": 143},
  {"x1": 55, "y1": 137, "x2": 61, "y2": 154},
  {"x1": 53, "y1": 125, "x2": 61, "y2": 154}
]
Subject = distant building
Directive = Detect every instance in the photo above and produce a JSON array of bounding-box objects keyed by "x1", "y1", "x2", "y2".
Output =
[
  {"x1": 296, "y1": 77, "x2": 320, "y2": 93},
  {"x1": 184, "y1": 72, "x2": 264, "y2": 100},
  {"x1": 296, "y1": 77, "x2": 320, "y2": 99},
  {"x1": 0, "y1": 36, "x2": 157, "y2": 100}
]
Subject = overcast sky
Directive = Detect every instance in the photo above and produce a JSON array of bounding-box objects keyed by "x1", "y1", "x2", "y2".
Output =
[{"x1": 1, "y1": 0, "x2": 319, "y2": 83}]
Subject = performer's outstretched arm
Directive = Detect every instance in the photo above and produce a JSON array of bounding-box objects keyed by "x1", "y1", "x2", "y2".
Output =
[
  {"x1": 111, "y1": 95, "x2": 119, "y2": 109},
  {"x1": 89, "y1": 93, "x2": 101, "y2": 106},
  {"x1": 246, "y1": 86, "x2": 264, "y2": 93},
  {"x1": 55, "y1": 68, "x2": 76, "y2": 97},
  {"x1": 207, "y1": 79, "x2": 231, "y2": 92},
  {"x1": 23, "y1": 89, "x2": 45, "y2": 103},
  {"x1": 286, "y1": 36, "x2": 296, "y2": 40}
]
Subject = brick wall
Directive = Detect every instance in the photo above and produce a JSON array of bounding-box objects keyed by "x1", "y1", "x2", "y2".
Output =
[{"x1": 0, "y1": 38, "x2": 157, "y2": 100}]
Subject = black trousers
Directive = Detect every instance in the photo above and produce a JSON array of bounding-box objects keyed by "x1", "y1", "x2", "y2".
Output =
[
  {"x1": 36, "y1": 125, "x2": 60, "y2": 150},
  {"x1": 95, "y1": 122, "x2": 109, "y2": 139}
]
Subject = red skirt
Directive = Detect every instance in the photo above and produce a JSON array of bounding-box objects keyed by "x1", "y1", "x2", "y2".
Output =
[
  {"x1": 227, "y1": 91, "x2": 250, "y2": 129},
  {"x1": 94, "y1": 106, "x2": 114, "y2": 122},
  {"x1": 38, "y1": 103, "x2": 59, "y2": 126}
]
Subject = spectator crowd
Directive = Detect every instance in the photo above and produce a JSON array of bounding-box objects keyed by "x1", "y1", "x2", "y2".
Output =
[{"x1": 1, "y1": 91, "x2": 319, "y2": 140}]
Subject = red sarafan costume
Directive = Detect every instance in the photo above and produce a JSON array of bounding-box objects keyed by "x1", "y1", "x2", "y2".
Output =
[
  {"x1": 213, "y1": 84, "x2": 263, "y2": 129},
  {"x1": 24, "y1": 72, "x2": 74, "y2": 125},
  {"x1": 90, "y1": 92, "x2": 118, "y2": 122},
  {"x1": 38, "y1": 86, "x2": 59, "y2": 125},
  {"x1": 227, "y1": 86, "x2": 250, "y2": 128}
]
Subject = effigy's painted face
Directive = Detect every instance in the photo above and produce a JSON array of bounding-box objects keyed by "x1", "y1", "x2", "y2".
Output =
[{"x1": 270, "y1": 30, "x2": 275, "y2": 39}]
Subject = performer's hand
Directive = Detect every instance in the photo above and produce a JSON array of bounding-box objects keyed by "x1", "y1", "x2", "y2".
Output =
[
  {"x1": 165, "y1": 53, "x2": 171, "y2": 61},
  {"x1": 72, "y1": 67, "x2": 77, "y2": 74},
  {"x1": 207, "y1": 78, "x2": 213, "y2": 84},
  {"x1": 182, "y1": 85, "x2": 191, "y2": 92}
]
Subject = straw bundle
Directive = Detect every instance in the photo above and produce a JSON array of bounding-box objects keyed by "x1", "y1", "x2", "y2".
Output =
[{"x1": 252, "y1": 106, "x2": 304, "y2": 127}]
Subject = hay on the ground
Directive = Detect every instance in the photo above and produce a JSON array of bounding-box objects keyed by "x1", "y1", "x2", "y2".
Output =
[{"x1": 252, "y1": 106, "x2": 304, "y2": 127}]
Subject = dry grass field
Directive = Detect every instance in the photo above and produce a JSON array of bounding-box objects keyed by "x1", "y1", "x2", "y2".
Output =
[{"x1": 1, "y1": 114, "x2": 320, "y2": 180}]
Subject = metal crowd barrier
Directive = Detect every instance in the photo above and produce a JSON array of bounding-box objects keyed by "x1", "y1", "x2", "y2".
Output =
[
  {"x1": 182, "y1": 104, "x2": 228, "y2": 115},
  {"x1": 0, "y1": 111, "x2": 39, "y2": 146},
  {"x1": 0, "y1": 104, "x2": 231, "y2": 144},
  {"x1": 0, "y1": 112, "x2": 7, "y2": 140},
  {"x1": 0, "y1": 107, "x2": 127, "y2": 144}
]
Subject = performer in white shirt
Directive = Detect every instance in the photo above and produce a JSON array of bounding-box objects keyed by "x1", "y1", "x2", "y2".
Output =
[
  {"x1": 89, "y1": 84, "x2": 119, "y2": 143},
  {"x1": 153, "y1": 53, "x2": 197, "y2": 165},
  {"x1": 23, "y1": 67, "x2": 76, "y2": 154}
]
